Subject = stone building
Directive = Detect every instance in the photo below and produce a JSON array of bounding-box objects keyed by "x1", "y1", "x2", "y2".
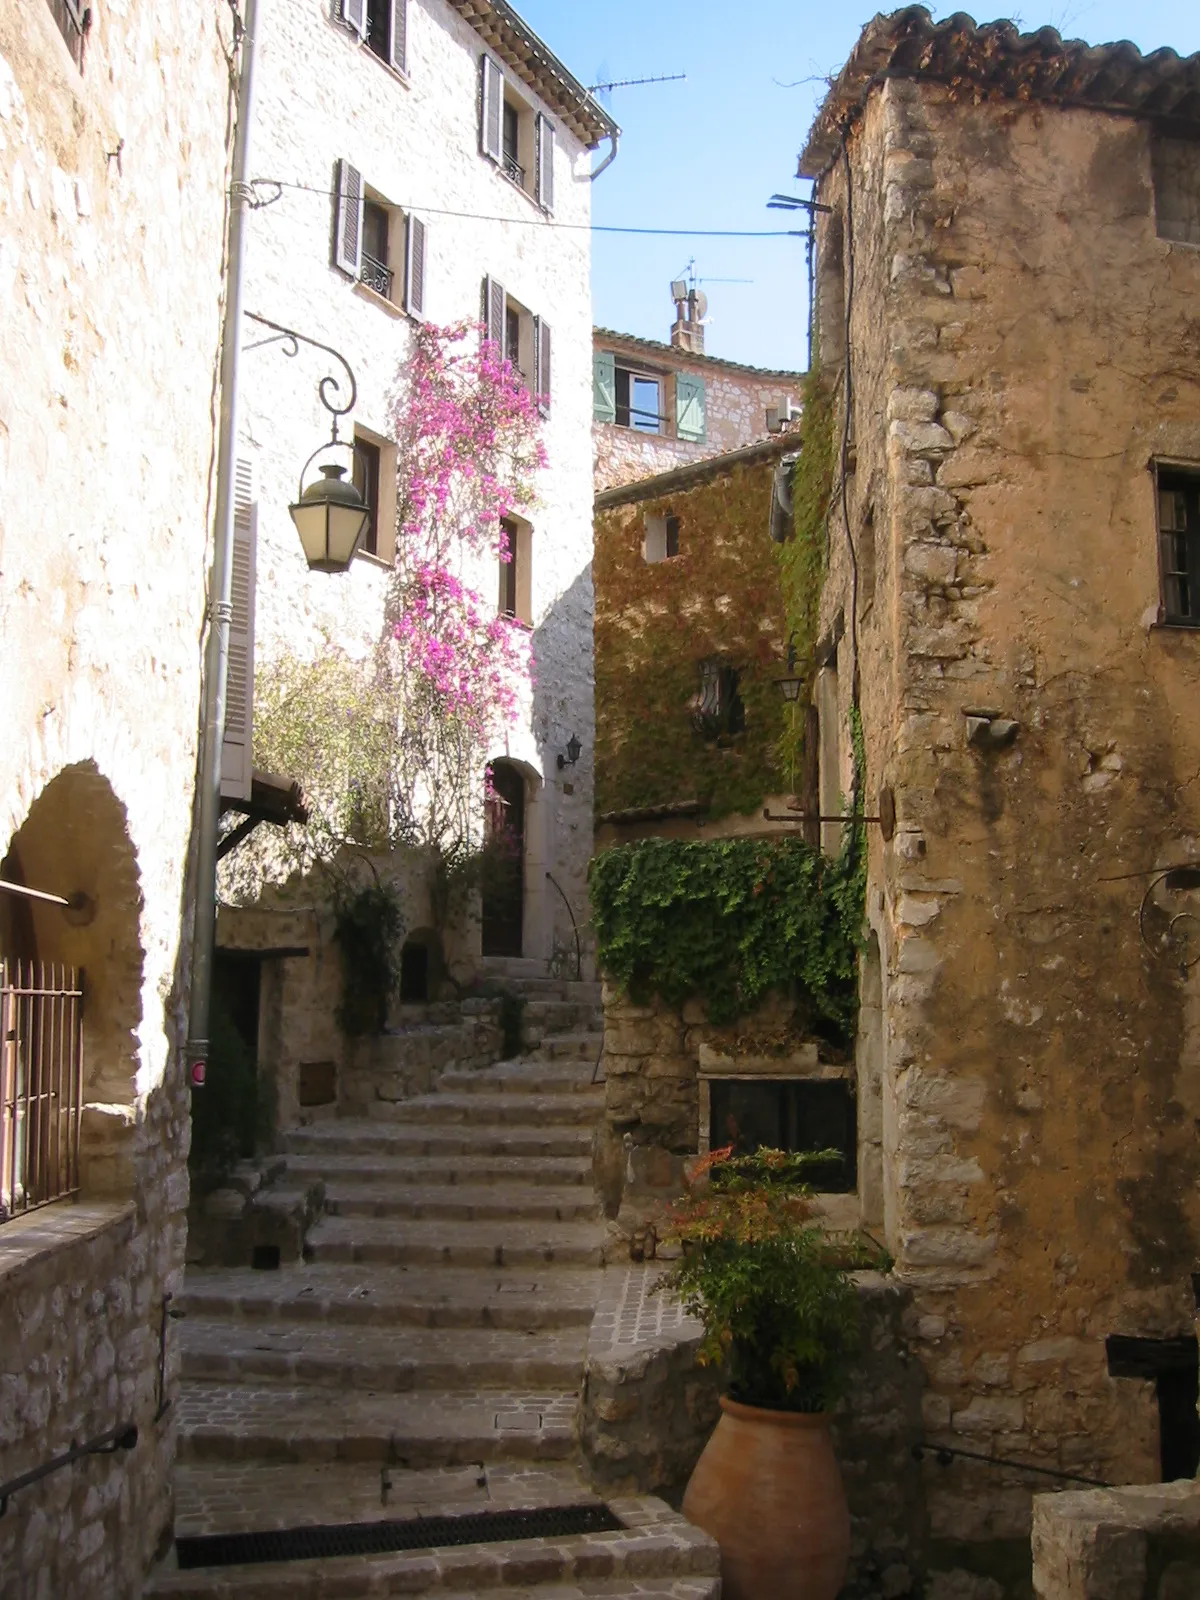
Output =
[
  {"x1": 216, "y1": 0, "x2": 616, "y2": 1119},
  {"x1": 798, "y1": 7, "x2": 1200, "y2": 1594},
  {"x1": 0, "y1": 2, "x2": 230, "y2": 1596},
  {"x1": 593, "y1": 305, "x2": 803, "y2": 491}
]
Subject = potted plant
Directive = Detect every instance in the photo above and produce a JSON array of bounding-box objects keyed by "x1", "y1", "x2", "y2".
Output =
[{"x1": 661, "y1": 1146, "x2": 873, "y2": 1600}]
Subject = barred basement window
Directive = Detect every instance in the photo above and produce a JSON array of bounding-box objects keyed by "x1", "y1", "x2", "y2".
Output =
[
  {"x1": 47, "y1": 0, "x2": 90, "y2": 70},
  {"x1": 708, "y1": 1078, "x2": 857, "y2": 1193},
  {"x1": 1152, "y1": 135, "x2": 1200, "y2": 246},
  {"x1": 1157, "y1": 467, "x2": 1200, "y2": 626}
]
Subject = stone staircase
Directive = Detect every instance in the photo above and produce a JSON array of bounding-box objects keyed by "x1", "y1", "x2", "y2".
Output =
[{"x1": 148, "y1": 982, "x2": 719, "y2": 1598}]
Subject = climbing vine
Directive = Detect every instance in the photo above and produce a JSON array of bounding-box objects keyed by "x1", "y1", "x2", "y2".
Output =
[
  {"x1": 588, "y1": 833, "x2": 865, "y2": 1037},
  {"x1": 593, "y1": 458, "x2": 791, "y2": 821}
]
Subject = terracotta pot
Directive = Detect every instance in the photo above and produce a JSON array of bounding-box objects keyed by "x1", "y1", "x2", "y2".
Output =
[{"x1": 681, "y1": 1395, "x2": 850, "y2": 1600}]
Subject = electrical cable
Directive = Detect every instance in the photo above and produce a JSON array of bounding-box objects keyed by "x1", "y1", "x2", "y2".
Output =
[
  {"x1": 249, "y1": 178, "x2": 805, "y2": 237},
  {"x1": 837, "y1": 139, "x2": 861, "y2": 730}
]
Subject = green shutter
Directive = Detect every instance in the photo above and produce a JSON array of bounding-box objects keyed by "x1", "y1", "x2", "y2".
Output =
[
  {"x1": 593, "y1": 350, "x2": 616, "y2": 424},
  {"x1": 675, "y1": 373, "x2": 707, "y2": 443}
]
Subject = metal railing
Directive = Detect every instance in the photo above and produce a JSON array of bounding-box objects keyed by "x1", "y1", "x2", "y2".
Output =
[
  {"x1": 502, "y1": 151, "x2": 526, "y2": 188},
  {"x1": 0, "y1": 1423, "x2": 137, "y2": 1517},
  {"x1": 1, "y1": 960, "x2": 84, "y2": 1222},
  {"x1": 359, "y1": 251, "x2": 394, "y2": 300}
]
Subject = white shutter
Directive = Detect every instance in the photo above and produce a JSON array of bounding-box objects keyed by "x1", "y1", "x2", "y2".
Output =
[
  {"x1": 534, "y1": 316, "x2": 551, "y2": 417},
  {"x1": 593, "y1": 350, "x2": 616, "y2": 424},
  {"x1": 341, "y1": 0, "x2": 368, "y2": 42},
  {"x1": 482, "y1": 275, "x2": 505, "y2": 349},
  {"x1": 220, "y1": 459, "x2": 257, "y2": 804},
  {"x1": 675, "y1": 373, "x2": 708, "y2": 443},
  {"x1": 404, "y1": 214, "x2": 426, "y2": 317},
  {"x1": 333, "y1": 160, "x2": 363, "y2": 279},
  {"x1": 536, "y1": 115, "x2": 555, "y2": 213},
  {"x1": 480, "y1": 56, "x2": 503, "y2": 163},
  {"x1": 389, "y1": 0, "x2": 407, "y2": 72}
]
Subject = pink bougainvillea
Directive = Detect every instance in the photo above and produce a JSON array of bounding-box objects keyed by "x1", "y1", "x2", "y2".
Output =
[{"x1": 386, "y1": 320, "x2": 545, "y2": 743}]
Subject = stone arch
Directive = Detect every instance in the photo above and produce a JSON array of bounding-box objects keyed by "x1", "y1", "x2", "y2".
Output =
[{"x1": 1, "y1": 760, "x2": 144, "y2": 1197}]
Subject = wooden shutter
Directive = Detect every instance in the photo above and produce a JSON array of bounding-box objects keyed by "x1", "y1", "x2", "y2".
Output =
[
  {"x1": 675, "y1": 372, "x2": 707, "y2": 443},
  {"x1": 341, "y1": 0, "x2": 368, "y2": 41},
  {"x1": 482, "y1": 275, "x2": 505, "y2": 348},
  {"x1": 593, "y1": 350, "x2": 616, "y2": 423},
  {"x1": 480, "y1": 56, "x2": 503, "y2": 163},
  {"x1": 536, "y1": 114, "x2": 555, "y2": 212},
  {"x1": 389, "y1": 0, "x2": 407, "y2": 72},
  {"x1": 333, "y1": 160, "x2": 363, "y2": 279},
  {"x1": 534, "y1": 317, "x2": 551, "y2": 416},
  {"x1": 405, "y1": 214, "x2": 426, "y2": 316},
  {"x1": 220, "y1": 459, "x2": 257, "y2": 804}
]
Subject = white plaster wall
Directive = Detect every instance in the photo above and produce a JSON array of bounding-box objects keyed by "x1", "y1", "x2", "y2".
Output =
[{"x1": 240, "y1": 0, "x2": 597, "y2": 963}]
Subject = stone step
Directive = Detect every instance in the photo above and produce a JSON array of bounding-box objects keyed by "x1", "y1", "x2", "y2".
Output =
[
  {"x1": 283, "y1": 1122, "x2": 593, "y2": 1159},
  {"x1": 529, "y1": 1033, "x2": 605, "y2": 1064},
  {"x1": 179, "y1": 1265, "x2": 601, "y2": 1330},
  {"x1": 176, "y1": 1381, "x2": 580, "y2": 1467},
  {"x1": 390, "y1": 1091, "x2": 604, "y2": 1127},
  {"x1": 180, "y1": 1320, "x2": 587, "y2": 1392},
  {"x1": 324, "y1": 1182, "x2": 601, "y2": 1223},
  {"x1": 520, "y1": 997, "x2": 605, "y2": 1029},
  {"x1": 280, "y1": 1152, "x2": 593, "y2": 1188},
  {"x1": 305, "y1": 1216, "x2": 607, "y2": 1269},
  {"x1": 435, "y1": 1062, "x2": 600, "y2": 1097}
]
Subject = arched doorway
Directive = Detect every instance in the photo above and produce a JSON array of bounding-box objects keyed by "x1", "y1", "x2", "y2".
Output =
[{"x1": 482, "y1": 760, "x2": 526, "y2": 957}]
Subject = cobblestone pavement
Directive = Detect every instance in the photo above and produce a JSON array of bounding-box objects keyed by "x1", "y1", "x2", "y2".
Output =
[{"x1": 151, "y1": 993, "x2": 718, "y2": 1594}]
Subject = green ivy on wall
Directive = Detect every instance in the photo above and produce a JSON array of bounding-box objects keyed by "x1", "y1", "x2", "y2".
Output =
[
  {"x1": 593, "y1": 458, "x2": 791, "y2": 821},
  {"x1": 588, "y1": 834, "x2": 864, "y2": 1038}
]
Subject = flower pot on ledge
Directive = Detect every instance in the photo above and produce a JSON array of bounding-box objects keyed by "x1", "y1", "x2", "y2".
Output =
[{"x1": 682, "y1": 1394, "x2": 850, "y2": 1600}]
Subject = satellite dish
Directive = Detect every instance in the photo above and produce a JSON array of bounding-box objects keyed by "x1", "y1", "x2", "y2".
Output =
[
  {"x1": 670, "y1": 279, "x2": 687, "y2": 301},
  {"x1": 693, "y1": 289, "x2": 708, "y2": 320}
]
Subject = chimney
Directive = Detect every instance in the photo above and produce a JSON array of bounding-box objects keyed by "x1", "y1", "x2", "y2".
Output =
[{"x1": 670, "y1": 279, "x2": 705, "y2": 354}]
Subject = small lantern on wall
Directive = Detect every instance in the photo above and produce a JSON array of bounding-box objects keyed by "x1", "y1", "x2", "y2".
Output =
[
  {"x1": 289, "y1": 461, "x2": 370, "y2": 574},
  {"x1": 557, "y1": 734, "x2": 582, "y2": 771}
]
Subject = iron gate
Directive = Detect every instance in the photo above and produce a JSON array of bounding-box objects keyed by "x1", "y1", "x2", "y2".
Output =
[{"x1": 0, "y1": 960, "x2": 84, "y2": 1220}]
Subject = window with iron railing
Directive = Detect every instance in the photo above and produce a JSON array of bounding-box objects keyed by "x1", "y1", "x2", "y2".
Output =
[
  {"x1": 359, "y1": 199, "x2": 394, "y2": 299},
  {"x1": 691, "y1": 659, "x2": 745, "y2": 740},
  {"x1": 47, "y1": 0, "x2": 89, "y2": 69},
  {"x1": 1158, "y1": 468, "x2": 1200, "y2": 626}
]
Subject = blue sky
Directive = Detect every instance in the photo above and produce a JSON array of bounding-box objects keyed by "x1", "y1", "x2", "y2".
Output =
[{"x1": 514, "y1": 1, "x2": 1200, "y2": 372}]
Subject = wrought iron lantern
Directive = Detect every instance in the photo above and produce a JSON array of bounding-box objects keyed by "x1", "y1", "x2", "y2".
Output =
[
  {"x1": 290, "y1": 463, "x2": 370, "y2": 573},
  {"x1": 775, "y1": 639, "x2": 805, "y2": 702},
  {"x1": 557, "y1": 734, "x2": 583, "y2": 771}
]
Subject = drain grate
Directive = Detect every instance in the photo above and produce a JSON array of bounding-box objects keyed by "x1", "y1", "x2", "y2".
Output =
[{"x1": 175, "y1": 1502, "x2": 624, "y2": 1569}]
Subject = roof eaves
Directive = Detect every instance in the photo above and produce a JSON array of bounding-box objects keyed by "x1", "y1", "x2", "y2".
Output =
[
  {"x1": 445, "y1": 0, "x2": 620, "y2": 148},
  {"x1": 595, "y1": 433, "x2": 802, "y2": 511},
  {"x1": 593, "y1": 327, "x2": 804, "y2": 381}
]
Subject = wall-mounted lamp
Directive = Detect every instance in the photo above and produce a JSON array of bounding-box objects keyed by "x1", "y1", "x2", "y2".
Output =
[
  {"x1": 775, "y1": 640, "x2": 805, "y2": 703},
  {"x1": 557, "y1": 734, "x2": 582, "y2": 771}
]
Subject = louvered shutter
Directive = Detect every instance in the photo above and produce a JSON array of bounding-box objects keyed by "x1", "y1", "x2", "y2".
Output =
[
  {"x1": 536, "y1": 115, "x2": 555, "y2": 213},
  {"x1": 341, "y1": 0, "x2": 368, "y2": 42},
  {"x1": 333, "y1": 160, "x2": 363, "y2": 279},
  {"x1": 534, "y1": 317, "x2": 551, "y2": 417},
  {"x1": 220, "y1": 459, "x2": 257, "y2": 804},
  {"x1": 593, "y1": 350, "x2": 616, "y2": 424},
  {"x1": 389, "y1": 0, "x2": 407, "y2": 72},
  {"x1": 480, "y1": 56, "x2": 503, "y2": 163},
  {"x1": 405, "y1": 214, "x2": 426, "y2": 317},
  {"x1": 675, "y1": 372, "x2": 707, "y2": 443},
  {"x1": 482, "y1": 275, "x2": 505, "y2": 349}
]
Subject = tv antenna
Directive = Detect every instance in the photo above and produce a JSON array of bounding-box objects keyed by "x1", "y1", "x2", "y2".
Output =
[{"x1": 587, "y1": 71, "x2": 686, "y2": 94}]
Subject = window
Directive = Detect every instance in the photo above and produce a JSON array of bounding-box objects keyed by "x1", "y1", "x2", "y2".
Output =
[
  {"x1": 593, "y1": 353, "x2": 706, "y2": 442},
  {"x1": 708, "y1": 1078, "x2": 856, "y2": 1193},
  {"x1": 616, "y1": 368, "x2": 663, "y2": 433},
  {"x1": 46, "y1": 0, "x2": 89, "y2": 69},
  {"x1": 497, "y1": 515, "x2": 532, "y2": 624},
  {"x1": 643, "y1": 512, "x2": 680, "y2": 563},
  {"x1": 1152, "y1": 135, "x2": 1200, "y2": 246},
  {"x1": 353, "y1": 436, "x2": 382, "y2": 558},
  {"x1": 482, "y1": 276, "x2": 551, "y2": 415},
  {"x1": 479, "y1": 55, "x2": 555, "y2": 212},
  {"x1": 1157, "y1": 468, "x2": 1200, "y2": 625},
  {"x1": 333, "y1": 161, "x2": 426, "y2": 316},
  {"x1": 341, "y1": 0, "x2": 407, "y2": 75},
  {"x1": 691, "y1": 659, "x2": 744, "y2": 740}
]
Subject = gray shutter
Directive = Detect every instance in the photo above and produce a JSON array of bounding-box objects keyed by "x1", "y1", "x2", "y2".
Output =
[
  {"x1": 220, "y1": 459, "x2": 257, "y2": 804},
  {"x1": 593, "y1": 350, "x2": 616, "y2": 424},
  {"x1": 675, "y1": 372, "x2": 707, "y2": 443},
  {"x1": 536, "y1": 114, "x2": 555, "y2": 212},
  {"x1": 405, "y1": 214, "x2": 426, "y2": 316},
  {"x1": 482, "y1": 275, "x2": 505, "y2": 348},
  {"x1": 389, "y1": 0, "x2": 407, "y2": 73},
  {"x1": 334, "y1": 160, "x2": 363, "y2": 279},
  {"x1": 535, "y1": 316, "x2": 551, "y2": 416},
  {"x1": 341, "y1": 0, "x2": 368, "y2": 42},
  {"x1": 480, "y1": 56, "x2": 503, "y2": 163}
]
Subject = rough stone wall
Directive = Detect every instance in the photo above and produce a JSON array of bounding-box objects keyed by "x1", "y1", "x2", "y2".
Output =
[
  {"x1": 806, "y1": 77, "x2": 1200, "y2": 1595},
  {"x1": 0, "y1": 3, "x2": 229, "y2": 1590},
  {"x1": 233, "y1": 0, "x2": 598, "y2": 970},
  {"x1": 593, "y1": 332, "x2": 802, "y2": 491},
  {"x1": 1031, "y1": 1482, "x2": 1200, "y2": 1599}
]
